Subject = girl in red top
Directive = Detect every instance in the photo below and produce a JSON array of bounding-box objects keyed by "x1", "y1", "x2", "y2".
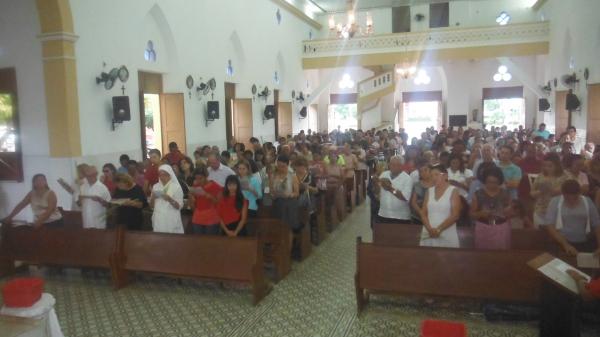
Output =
[
  {"x1": 217, "y1": 175, "x2": 249, "y2": 237},
  {"x1": 188, "y1": 167, "x2": 223, "y2": 235}
]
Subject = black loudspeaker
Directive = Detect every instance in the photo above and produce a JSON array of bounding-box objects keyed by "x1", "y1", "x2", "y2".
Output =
[
  {"x1": 448, "y1": 115, "x2": 467, "y2": 127},
  {"x1": 299, "y1": 106, "x2": 307, "y2": 119},
  {"x1": 566, "y1": 93, "x2": 580, "y2": 111},
  {"x1": 206, "y1": 101, "x2": 219, "y2": 120},
  {"x1": 112, "y1": 96, "x2": 130, "y2": 121},
  {"x1": 539, "y1": 98, "x2": 550, "y2": 111},
  {"x1": 264, "y1": 105, "x2": 275, "y2": 120}
]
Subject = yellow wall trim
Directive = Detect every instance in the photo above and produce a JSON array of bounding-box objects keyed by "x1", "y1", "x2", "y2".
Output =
[
  {"x1": 303, "y1": 42, "x2": 549, "y2": 69},
  {"x1": 269, "y1": 0, "x2": 322, "y2": 30}
]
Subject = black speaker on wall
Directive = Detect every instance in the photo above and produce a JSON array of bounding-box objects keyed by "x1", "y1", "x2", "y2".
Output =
[
  {"x1": 206, "y1": 101, "x2": 219, "y2": 120},
  {"x1": 539, "y1": 98, "x2": 550, "y2": 111},
  {"x1": 112, "y1": 96, "x2": 131, "y2": 121},
  {"x1": 264, "y1": 105, "x2": 275, "y2": 120},
  {"x1": 566, "y1": 93, "x2": 580, "y2": 111},
  {"x1": 299, "y1": 106, "x2": 307, "y2": 119},
  {"x1": 448, "y1": 115, "x2": 467, "y2": 127}
]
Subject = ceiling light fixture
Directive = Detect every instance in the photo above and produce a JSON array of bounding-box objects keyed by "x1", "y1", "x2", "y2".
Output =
[
  {"x1": 414, "y1": 69, "x2": 431, "y2": 85},
  {"x1": 493, "y1": 65, "x2": 512, "y2": 82},
  {"x1": 338, "y1": 74, "x2": 355, "y2": 89},
  {"x1": 328, "y1": 7, "x2": 373, "y2": 39},
  {"x1": 496, "y1": 11, "x2": 511, "y2": 25},
  {"x1": 396, "y1": 65, "x2": 418, "y2": 79}
]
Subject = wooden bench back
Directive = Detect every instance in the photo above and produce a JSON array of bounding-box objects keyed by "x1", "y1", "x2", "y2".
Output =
[
  {"x1": 121, "y1": 230, "x2": 260, "y2": 282},
  {"x1": 372, "y1": 222, "x2": 556, "y2": 251},
  {"x1": 356, "y1": 237, "x2": 542, "y2": 304},
  {"x1": 0, "y1": 226, "x2": 116, "y2": 268}
]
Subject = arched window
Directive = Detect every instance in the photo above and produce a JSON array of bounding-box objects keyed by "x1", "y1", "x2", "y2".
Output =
[{"x1": 144, "y1": 40, "x2": 156, "y2": 62}]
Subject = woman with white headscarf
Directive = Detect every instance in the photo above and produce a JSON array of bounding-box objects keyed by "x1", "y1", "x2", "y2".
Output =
[{"x1": 150, "y1": 164, "x2": 184, "y2": 233}]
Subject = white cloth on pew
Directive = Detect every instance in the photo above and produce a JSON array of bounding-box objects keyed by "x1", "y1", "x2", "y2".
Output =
[
  {"x1": 378, "y1": 170, "x2": 413, "y2": 221},
  {"x1": 1, "y1": 293, "x2": 64, "y2": 337},
  {"x1": 420, "y1": 185, "x2": 459, "y2": 248},
  {"x1": 151, "y1": 165, "x2": 184, "y2": 234}
]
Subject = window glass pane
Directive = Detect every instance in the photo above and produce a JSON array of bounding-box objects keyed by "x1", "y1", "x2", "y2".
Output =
[
  {"x1": 483, "y1": 98, "x2": 525, "y2": 130},
  {"x1": 0, "y1": 93, "x2": 16, "y2": 152}
]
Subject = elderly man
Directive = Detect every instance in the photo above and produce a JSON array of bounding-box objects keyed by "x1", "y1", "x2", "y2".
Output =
[
  {"x1": 79, "y1": 166, "x2": 111, "y2": 229},
  {"x1": 375, "y1": 156, "x2": 414, "y2": 223},
  {"x1": 207, "y1": 153, "x2": 235, "y2": 187}
]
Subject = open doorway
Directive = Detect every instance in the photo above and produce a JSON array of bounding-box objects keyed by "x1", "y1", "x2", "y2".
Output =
[
  {"x1": 402, "y1": 101, "x2": 440, "y2": 140},
  {"x1": 483, "y1": 98, "x2": 525, "y2": 130},
  {"x1": 144, "y1": 94, "x2": 162, "y2": 155},
  {"x1": 328, "y1": 104, "x2": 357, "y2": 132}
]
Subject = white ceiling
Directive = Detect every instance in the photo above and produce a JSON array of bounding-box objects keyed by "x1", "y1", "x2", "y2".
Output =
[{"x1": 310, "y1": 0, "x2": 489, "y2": 13}]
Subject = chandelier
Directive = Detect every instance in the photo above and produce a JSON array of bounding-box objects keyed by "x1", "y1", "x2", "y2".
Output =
[
  {"x1": 328, "y1": 10, "x2": 373, "y2": 39},
  {"x1": 396, "y1": 64, "x2": 417, "y2": 79}
]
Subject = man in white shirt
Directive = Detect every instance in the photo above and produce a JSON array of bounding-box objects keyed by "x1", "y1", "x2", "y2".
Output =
[
  {"x1": 376, "y1": 156, "x2": 413, "y2": 223},
  {"x1": 79, "y1": 166, "x2": 111, "y2": 229},
  {"x1": 207, "y1": 153, "x2": 235, "y2": 187}
]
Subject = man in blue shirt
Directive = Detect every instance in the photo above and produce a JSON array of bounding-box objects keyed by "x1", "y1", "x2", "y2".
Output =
[
  {"x1": 498, "y1": 145, "x2": 522, "y2": 200},
  {"x1": 532, "y1": 123, "x2": 550, "y2": 140}
]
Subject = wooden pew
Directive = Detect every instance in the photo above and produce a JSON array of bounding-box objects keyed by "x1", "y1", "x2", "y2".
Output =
[
  {"x1": 355, "y1": 237, "x2": 545, "y2": 313},
  {"x1": 0, "y1": 225, "x2": 118, "y2": 282},
  {"x1": 297, "y1": 207, "x2": 312, "y2": 261},
  {"x1": 372, "y1": 222, "x2": 557, "y2": 252},
  {"x1": 113, "y1": 227, "x2": 269, "y2": 305},
  {"x1": 344, "y1": 176, "x2": 356, "y2": 213},
  {"x1": 246, "y1": 216, "x2": 292, "y2": 282},
  {"x1": 325, "y1": 186, "x2": 341, "y2": 231},
  {"x1": 355, "y1": 169, "x2": 366, "y2": 205},
  {"x1": 58, "y1": 207, "x2": 83, "y2": 229}
]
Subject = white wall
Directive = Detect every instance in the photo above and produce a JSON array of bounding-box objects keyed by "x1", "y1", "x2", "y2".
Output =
[
  {"x1": 0, "y1": 0, "x2": 78, "y2": 220},
  {"x1": 71, "y1": 0, "x2": 316, "y2": 159},
  {"x1": 537, "y1": 0, "x2": 600, "y2": 137}
]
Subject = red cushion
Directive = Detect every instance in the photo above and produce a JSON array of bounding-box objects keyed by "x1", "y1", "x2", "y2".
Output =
[{"x1": 2, "y1": 277, "x2": 44, "y2": 308}]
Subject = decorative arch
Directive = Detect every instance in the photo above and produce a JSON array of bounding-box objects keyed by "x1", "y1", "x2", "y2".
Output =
[
  {"x1": 145, "y1": 3, "x2": 179, "y2": 68},
  {"x1": 35, "y1": 0, "x2": 81, "y2": 157},
  {"x1": 227, "y1": 30, "x2": 247, "y2": 79}
]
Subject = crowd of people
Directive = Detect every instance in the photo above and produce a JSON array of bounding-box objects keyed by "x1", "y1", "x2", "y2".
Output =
[{"x1": 3, "y1": 123, "x2": 600, "y2": 256}]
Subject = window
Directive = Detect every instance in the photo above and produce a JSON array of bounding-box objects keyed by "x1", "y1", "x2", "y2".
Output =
[
  {"x1": 430, "y1": 2, "x2": 449, "y2": 28},
  {"x1": 392, "y1": 6, "x2": 411, "y2": 33},
  {"x1": 482, "y1": 86, "x2": 525, "y2": 130},
  {"x1": 144, "y1": 40, "x2": 156, "y2": 62},
  {"x1": 0, "y1": 68, "x2": 23, "y2": 181}
]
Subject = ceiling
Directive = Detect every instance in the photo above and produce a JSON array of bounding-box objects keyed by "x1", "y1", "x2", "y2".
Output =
[{"x1": 310, "y1": 0, "x2": 488, "y2": 13}]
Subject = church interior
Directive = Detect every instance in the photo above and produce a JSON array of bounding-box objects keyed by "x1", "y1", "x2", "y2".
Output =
[{"x1": 1, "y1": 0, "x2": 600, "y2": 336}]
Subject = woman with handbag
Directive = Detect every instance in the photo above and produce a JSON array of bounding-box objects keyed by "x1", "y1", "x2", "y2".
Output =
[{"x1": 470, "y1": 166, "x2": 514, "y2": 250}]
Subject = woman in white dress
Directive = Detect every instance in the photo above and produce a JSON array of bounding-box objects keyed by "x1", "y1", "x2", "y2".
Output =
[
  {"x1": 420, "y1": 164, "x2": 462, "y2": 248},
  {"x1": 150, "y1": 164, "x2": 184, "y2": 233}
]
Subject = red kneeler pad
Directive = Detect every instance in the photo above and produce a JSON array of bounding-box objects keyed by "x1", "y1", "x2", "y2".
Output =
[
  {"x1": 421, "y1": 319, "x2": 467, "y2": 337},
  {"x1": 2, "y1": 277, "x2": 45, "y2": 308}
]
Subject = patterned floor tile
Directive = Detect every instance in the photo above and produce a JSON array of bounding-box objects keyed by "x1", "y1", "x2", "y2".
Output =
[{"x1": 2, "y1": 203, "x2": 599, "y2": 337}]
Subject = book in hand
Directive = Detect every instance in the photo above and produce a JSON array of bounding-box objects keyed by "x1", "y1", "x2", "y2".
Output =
[
  {"x1": 528, "y1": 253, "x2": 591, "y2": 295},
  {"x1": 577, "y1": 253, "x2": 600, "y2": 269},
  {"x1": 110, "y1": 198, "x2": 131, "y2": 206}
]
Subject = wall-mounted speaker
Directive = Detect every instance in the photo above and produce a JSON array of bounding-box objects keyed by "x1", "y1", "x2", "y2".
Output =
[
  {"x1": 448, "y1": 115, "x2": 467, "y2": 127},
  {"x1": 206, "y1": 101, "x2": 220, "y2": 120},
  {"x1": 299, "y1": 106, "x2": 307, "y2": 119},
  {"x1": 112, "y1": 96, "x2": 130, "y2": 121},
  {"x1": 264, "y1": 105, "x2": 275, "y2": 120},
  {"x1": 566, "y1": 93, "x2": 580, "y2": 111},
  {"x1": 539, "y1": 98, "x2": 550, "y2": 111}
]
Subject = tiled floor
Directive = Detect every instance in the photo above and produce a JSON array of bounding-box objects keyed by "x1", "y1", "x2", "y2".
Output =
[{"x1": 1, "y1": 203, "x2": 597, "y2": 336}]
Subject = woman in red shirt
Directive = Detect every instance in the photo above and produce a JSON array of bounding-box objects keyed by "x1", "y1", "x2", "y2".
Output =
[
  {"x1": 217, "y1": 175, "x2": 249, "y2": 237},
  {"x1": 188, "y1": 166, "x2": 223, "y2": 235}
]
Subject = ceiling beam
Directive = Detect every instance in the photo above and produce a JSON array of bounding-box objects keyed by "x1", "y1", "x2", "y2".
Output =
[
  {"x1": 532, "y1": 0, "x2": 549, "y2": 11},
  {"x1": 269, "y1": 0, "x2": 323, "y2": 30}
]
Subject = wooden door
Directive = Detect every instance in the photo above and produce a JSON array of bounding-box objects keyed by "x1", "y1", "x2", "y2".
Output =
[
  {"x1": 588, "y1": 84, "x2": 600, "y2": 144},
  {"x1": 278, "y1": 102, "x2": 293, "y2": 138},
  {"x1": 233, "y1": 98, "x2": 253, "y2": 149},
  {"x1": 555, "y1": 90, "x2": 568, "y2": 136},
  {"x1": 225, "y1": 83, "x2": 236, "y2": 148},
  {"x1": 160, "y1": 93, "x2": 186, "y2": 154}
]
